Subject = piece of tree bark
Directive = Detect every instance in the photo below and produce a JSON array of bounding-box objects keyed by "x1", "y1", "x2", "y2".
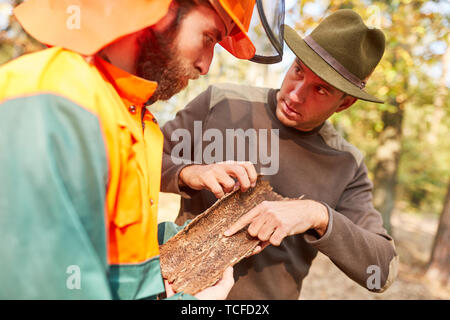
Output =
[{"x1": 159, "y1": 177, "x2": 291, "y2": 295}]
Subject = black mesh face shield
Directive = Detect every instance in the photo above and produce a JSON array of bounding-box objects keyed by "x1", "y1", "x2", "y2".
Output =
[{"x1": 248, "y1": 0, "x2": 285, "y2": 64}]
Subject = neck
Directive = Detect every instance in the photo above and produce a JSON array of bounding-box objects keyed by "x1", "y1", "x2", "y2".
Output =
[{"x1": 97, "y1": 31, "x2": 141, "y2": 75}]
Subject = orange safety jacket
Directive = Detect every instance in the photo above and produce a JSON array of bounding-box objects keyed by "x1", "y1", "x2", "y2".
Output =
[
  {"x1": 0, "y1": 47, "x2": 189, "y2": 299},
  {"x1": 0, "y1": 0, "x2": 258, "y2": 300}
]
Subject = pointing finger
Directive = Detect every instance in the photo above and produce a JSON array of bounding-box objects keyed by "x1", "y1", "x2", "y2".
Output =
[{"x1": 224, "y1": 205, "x2": 262, "y2": 237}]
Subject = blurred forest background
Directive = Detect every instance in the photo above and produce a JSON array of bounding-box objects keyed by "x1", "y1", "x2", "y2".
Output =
[{"x1": 1, "y1": 0, "x2": 448, "y2": 298}]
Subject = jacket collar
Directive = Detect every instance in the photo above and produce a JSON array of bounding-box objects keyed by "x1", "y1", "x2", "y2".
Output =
[{"x1": 94, "y1": 56, "x2": 157, "y2": 106}]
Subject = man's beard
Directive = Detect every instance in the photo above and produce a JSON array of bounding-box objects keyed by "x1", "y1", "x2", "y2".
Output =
[{"x1": 136, "y1": 27, "x2": 200, "y2": 104}]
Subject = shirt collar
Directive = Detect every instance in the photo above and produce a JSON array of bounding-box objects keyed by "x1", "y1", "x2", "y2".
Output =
[{"x1": 94, "y1": 56, "x2": 157, "y2": 106}]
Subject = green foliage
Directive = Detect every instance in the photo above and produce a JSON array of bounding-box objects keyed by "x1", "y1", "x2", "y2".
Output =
[
  {"x1": 0, "y1": 0, "x2": 44, "y2": 63},
  {"x1": 327, "y1": 0, "x2": 450, "y2": 215}
]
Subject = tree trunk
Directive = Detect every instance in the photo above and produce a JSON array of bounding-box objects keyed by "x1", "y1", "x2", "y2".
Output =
[
  {"x1": 426, "y1": 178, "x2": 450, "y2": 285},
  {"x1": 372, "y1": 102, "x2": 405, "y2": 234}
]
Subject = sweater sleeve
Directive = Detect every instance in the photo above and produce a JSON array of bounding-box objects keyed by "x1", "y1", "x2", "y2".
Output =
[
  {"x1": 304, "y1": 162, "x2": 399, "y2": 292},
  {"x1": 160, "y1": 86, "x2": 213, "y2": 198},
  {"x1": 0, "y1": 94, "x2": 112, "y2": 299}
]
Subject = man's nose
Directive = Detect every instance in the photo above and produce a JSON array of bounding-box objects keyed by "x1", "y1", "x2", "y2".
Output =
[
  {"x1": 289, "y1": 82, "x2": 306, "y2": 104},
  {"x1": 194, "y1": 49, "x2": 214, "y2": 75}
]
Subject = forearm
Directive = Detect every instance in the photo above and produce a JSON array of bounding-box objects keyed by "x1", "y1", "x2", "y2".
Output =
[
  {"x1": 161, "y1": 152, "x2": 195, "y2": 197},
  {"x1": 0, "y1": 95, "x2": 112, "y2": 299},
  {"x1": 160, "y1": 87, "x2": 213, "y2": 196},
  {"x1": 158, "y1": 221, "x2": 191, "y2": 245},
  {"x1": 304, "y1": 205, "x2": 398, "y2": 292}
]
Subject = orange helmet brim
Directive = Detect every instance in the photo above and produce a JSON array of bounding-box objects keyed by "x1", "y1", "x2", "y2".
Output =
[
  {"x1": 217, "y1": 0, "x2": 256, "y2": 60},
  {"x1": 14, "y1": 0, "x2": 172, "y2": 55}
]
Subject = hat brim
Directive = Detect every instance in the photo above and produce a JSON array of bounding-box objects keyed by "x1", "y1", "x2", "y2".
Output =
[
  {"x1": 220, "y1": 30, "x2": 256, "y2": 60},
  {"x1": 14, "y1": 0, "x2": 173, "y2": 55},
  {"x1": 283, "y1": 25, "x2": 383, "y2": 104},
  {"x1": 218, "y1": 0, "x2": 256, "y2": 60}
]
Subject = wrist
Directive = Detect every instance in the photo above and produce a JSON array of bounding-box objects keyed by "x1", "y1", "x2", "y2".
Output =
[
  {"x1": 312, "y1": 201, "x2": 329, "y2": 237},
  {"x1": 178, "y1": 164, "x2": 200, "y2": 188},
  {"x1": 178, "y1": 166, "x2": 190, "y2": 187}
]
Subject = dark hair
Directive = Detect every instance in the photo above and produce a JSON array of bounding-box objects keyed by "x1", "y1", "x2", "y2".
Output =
[
  {"x1": 174, "y1": 0, "x2": 213, "y2": 25},
  {"x1": 157, "y1": 0, "x2": 212, "y2": 40}
]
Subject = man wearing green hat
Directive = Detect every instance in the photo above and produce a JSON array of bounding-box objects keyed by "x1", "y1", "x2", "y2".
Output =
[{"x1": 161, "y1": 9, "x2": 399, "y2": 299}]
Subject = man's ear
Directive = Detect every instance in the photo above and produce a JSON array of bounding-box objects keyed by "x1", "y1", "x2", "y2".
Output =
[{"x1": 336, "y1": 95, "x2": 357, "y2": 113}]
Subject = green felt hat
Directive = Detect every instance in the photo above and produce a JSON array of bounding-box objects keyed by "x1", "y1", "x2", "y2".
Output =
[{"x1": 283, "y1": 9, "x2": 385, "y2": 103}]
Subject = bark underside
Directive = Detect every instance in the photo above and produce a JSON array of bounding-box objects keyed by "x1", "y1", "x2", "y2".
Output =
[{"x1": 160, "y1": 177, "x2": 290, "y2": 295}]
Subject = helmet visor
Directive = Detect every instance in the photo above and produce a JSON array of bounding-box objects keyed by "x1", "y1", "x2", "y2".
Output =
[{"x1": 248, "y1": 0, "x2": 285, "y2": 64}]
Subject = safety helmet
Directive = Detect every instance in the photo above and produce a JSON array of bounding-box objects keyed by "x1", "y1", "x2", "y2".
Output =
[
  {"x1": 14, "y1": 0, "x2": 283, "y2": 63},
  {"x1": 207, "y1": 0, "x2": 255, "y2": 60},
  {"x1": 14, "y1": 0, "x2": 172, "y2": 56}
]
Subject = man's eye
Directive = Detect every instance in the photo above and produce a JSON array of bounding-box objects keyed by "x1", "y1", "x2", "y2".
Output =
[
  {"x1": 204, "y1": 34, "x2": 214, "y2": 45},
  {"x1": 317, "y1": 86, "x2": 327, "y2": 95},
  {"x1": 294, "y1": 67, "x2": 304, "y2": 78}
]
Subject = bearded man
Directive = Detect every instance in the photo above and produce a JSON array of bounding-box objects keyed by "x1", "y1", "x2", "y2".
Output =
[{"x1": 0, "y1": 0, "x2": 282, "y2": 299}]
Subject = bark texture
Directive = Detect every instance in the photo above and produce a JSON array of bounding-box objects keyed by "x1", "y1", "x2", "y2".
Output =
[{"x1": 160, "y1": 178, "x2": 290, "y2": 295}]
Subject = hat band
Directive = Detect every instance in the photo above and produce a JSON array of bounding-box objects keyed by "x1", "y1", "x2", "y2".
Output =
[{"x1": 304, "y1": 35, "x2": 366, "y2": 89}]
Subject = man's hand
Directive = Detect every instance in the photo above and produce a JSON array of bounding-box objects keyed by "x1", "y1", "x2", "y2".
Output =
[
  {"x1": 179, "y1": 161, "x2": 258, "y2": 199},
  {"x1": 194, "y1": 266, "x2": 235, "y2": 300},
  {"x1": 224, "y1": 200, "x2": 329, "y2": 246},
  {"x1": 164, "y1": 266, "x2": 235, "y2": 300}
]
